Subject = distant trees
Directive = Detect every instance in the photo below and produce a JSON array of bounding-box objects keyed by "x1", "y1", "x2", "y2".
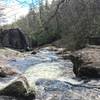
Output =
[
  {"x1": 0, "y1": 6, "x2": 4, "y2": 25},
  {"x1": 2, "y1": 0, "x2": 100, "y2": 50},
  {"x1": 47, "y1": 0, "x2": 100, "y2": 49},
  {"x1": 0, "y1": 1, "x2": 6, "y2": 25}
]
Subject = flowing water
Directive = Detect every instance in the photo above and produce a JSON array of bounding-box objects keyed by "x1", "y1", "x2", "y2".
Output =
[{"x1": 1, "y1": 47, "x2": 100, "y2": 100}]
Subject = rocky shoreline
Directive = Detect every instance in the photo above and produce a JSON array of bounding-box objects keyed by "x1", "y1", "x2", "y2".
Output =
[
  {"x1": 0, "y1": 48, "x2": 35, "y2": 100},
  {"x1": 0, "y1": 46, "x2": 100, "y2": 100}
]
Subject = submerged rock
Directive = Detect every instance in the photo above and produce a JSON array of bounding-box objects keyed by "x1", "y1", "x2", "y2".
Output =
[{"x1": 69, "y1": 47, "x2": 100, "y2": 78}]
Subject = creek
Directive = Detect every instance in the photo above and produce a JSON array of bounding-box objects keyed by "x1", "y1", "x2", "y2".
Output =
[{"x1": 0, "y1": 47, "x2": 100, "y2": 100}]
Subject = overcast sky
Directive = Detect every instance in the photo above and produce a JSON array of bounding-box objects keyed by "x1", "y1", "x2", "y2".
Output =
[{"x1": 1, "y1": 0, "x2": 53, "y2": 25}]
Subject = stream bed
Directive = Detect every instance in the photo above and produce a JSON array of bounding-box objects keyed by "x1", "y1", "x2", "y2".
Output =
[{"x1": 0, "y1": 47, "x2": 100, "y2": 100}]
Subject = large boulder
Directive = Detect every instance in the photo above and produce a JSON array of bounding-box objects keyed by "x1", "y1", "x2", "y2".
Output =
[
  {"x1": 69, "y1": 47, "x2": 100, "y2": 78},
  {"x1": 0, "y1": 28, "x2": 28, "y2": 50},
  {"x1": 0, "y1": 75, "x2": 35, "y2": 100}
]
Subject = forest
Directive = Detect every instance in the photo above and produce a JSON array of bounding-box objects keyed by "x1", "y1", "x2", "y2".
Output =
[{"x1": 1, "y1": 0, "x2": 100, "y2": 50}]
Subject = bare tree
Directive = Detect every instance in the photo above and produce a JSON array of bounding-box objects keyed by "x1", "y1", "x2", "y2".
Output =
[{"x1": 0, "y1": 1, "x2": 6, "y2": 26}]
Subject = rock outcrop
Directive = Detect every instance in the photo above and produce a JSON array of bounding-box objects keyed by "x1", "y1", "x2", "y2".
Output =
[
  {"x1": 69, "y1": 46, "x2": 100, "y2": 78},
  {"x1": 0, "y1": 28, "x2": 28, "y2": 50}
]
